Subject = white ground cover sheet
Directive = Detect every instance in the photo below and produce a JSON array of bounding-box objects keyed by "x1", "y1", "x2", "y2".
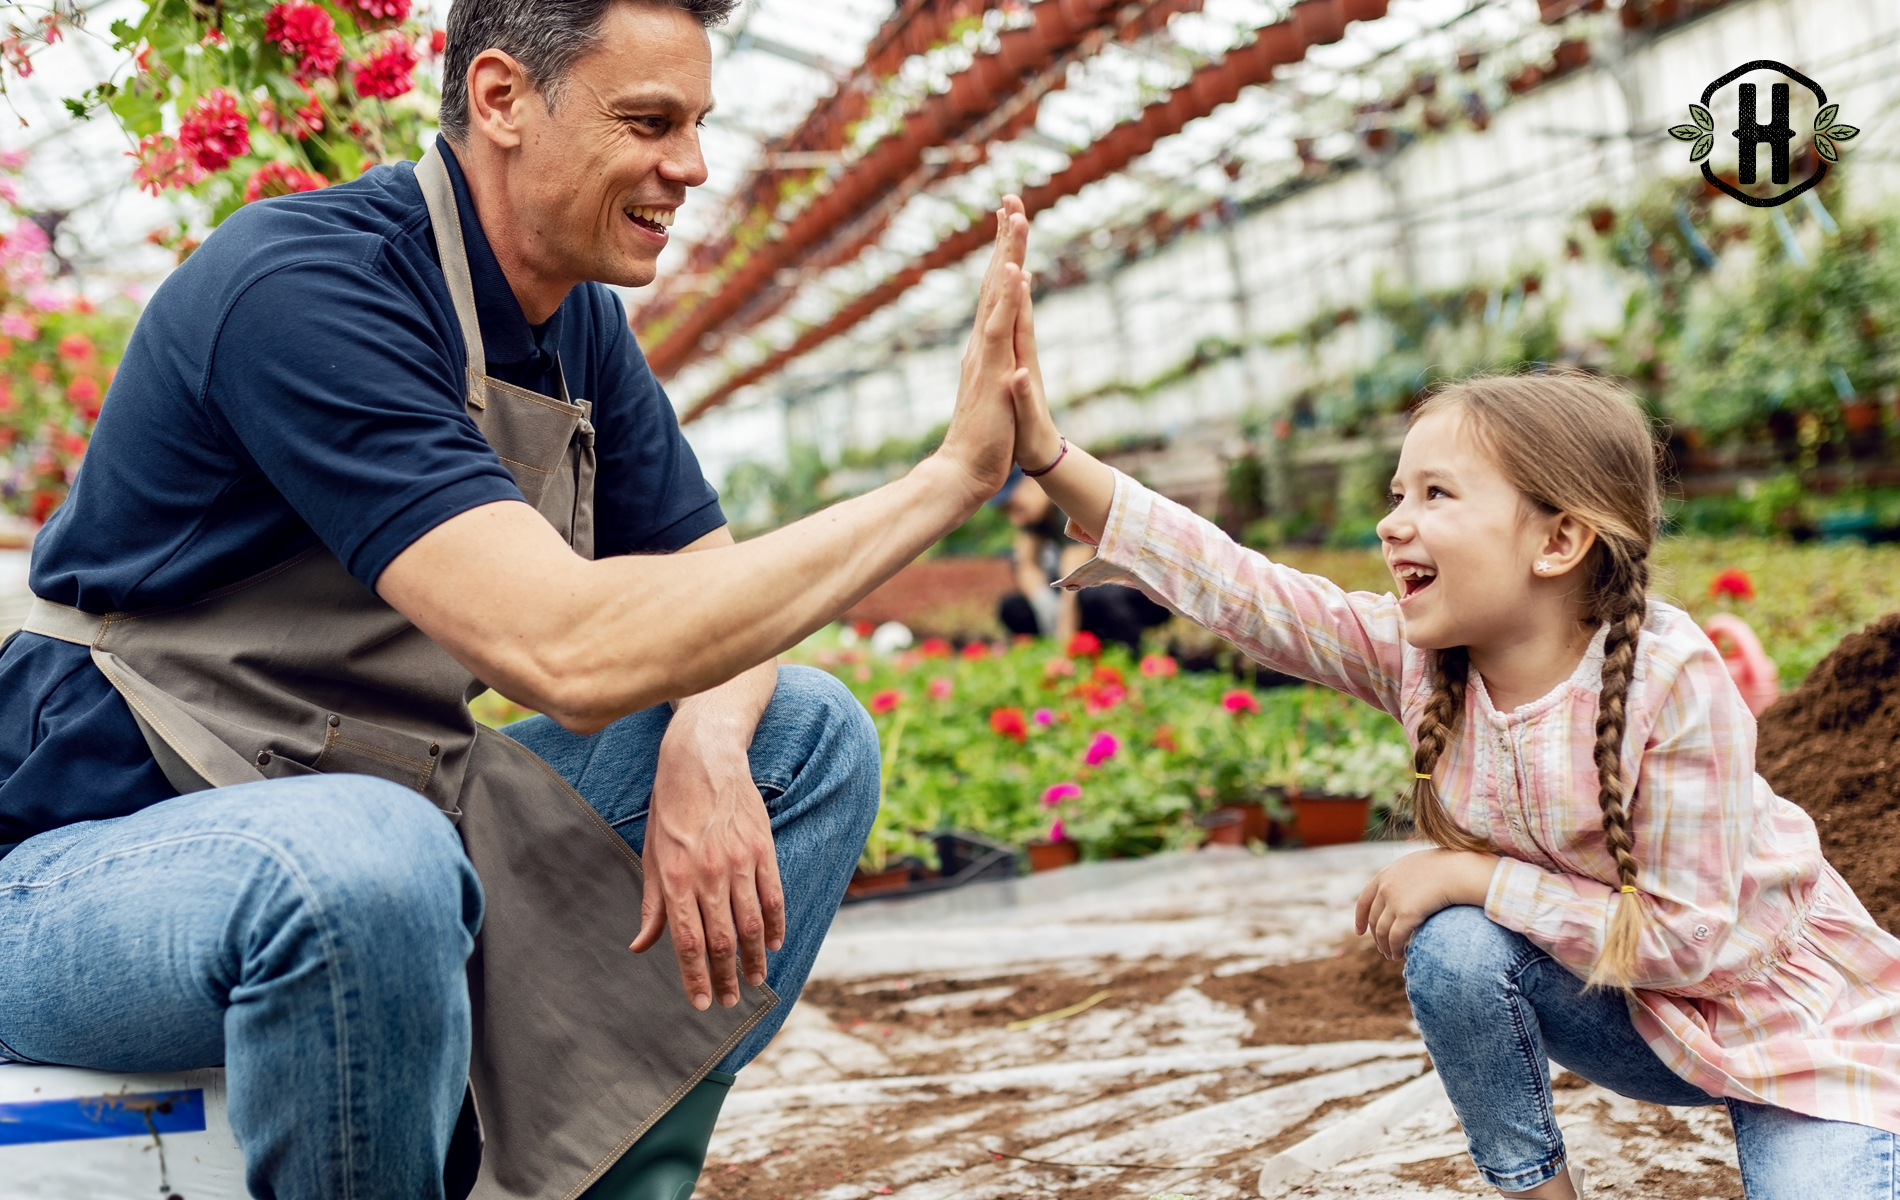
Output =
[{"x1": 706, "y1": 846, "x2": 1745, "y2": 1200}]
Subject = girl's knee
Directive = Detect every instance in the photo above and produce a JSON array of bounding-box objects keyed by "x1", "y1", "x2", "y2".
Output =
[{"x1": 1404, "y1": 905, "x2": 1525, "y2": 1010}]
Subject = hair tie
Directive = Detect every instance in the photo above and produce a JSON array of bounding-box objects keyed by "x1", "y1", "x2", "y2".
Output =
[
  {"x1": 1413, "y1": 772, "x2": 1433, "y2": 781},
  {"x1": 1619, "y1": 885, "x2": 1637, "y2": 894}
]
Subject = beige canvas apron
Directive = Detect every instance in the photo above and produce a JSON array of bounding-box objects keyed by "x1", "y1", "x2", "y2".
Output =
[{"x1": 20, "y1": 147, "x2": 775, "y2": 1200}]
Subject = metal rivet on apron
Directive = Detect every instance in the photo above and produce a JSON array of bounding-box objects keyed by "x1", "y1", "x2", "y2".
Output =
[
  {"x1": 256, "y1": 750, "x2": 272, "y2": 767},
  {"x1": 429, "y1": 743, "x2": 441, "y2": 757},
  {"x1": 328, "y1": 714, "x2": 341, "y2": 728}
]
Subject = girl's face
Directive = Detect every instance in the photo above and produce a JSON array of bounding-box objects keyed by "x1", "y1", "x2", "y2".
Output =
[{"x1": 1376, "y1": 409, "x2": 1557, "y2": 651}]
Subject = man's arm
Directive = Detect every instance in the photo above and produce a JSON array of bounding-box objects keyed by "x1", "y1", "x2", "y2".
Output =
[
  {"x1": 636, "y1": 525, "x2": 785, "y2": 1012},
  {"x1": 378, "y1": 202, "x2": 1031, "y2": 734}
]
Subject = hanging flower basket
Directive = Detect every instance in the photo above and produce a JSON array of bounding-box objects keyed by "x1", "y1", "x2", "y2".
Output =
[
  {"x1": 1290, "y1": 0, "x2": 1347, "y2": 46},
  {"x1": 1339, "y1": 0, "x2": 1389, "y2": 21},
  {"x1": 999, "y1": 25, "x2": 1050, "y2": 74}
]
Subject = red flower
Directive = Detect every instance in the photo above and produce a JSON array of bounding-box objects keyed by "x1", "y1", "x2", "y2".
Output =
[
  {"x1": 927, "y1": 676, "x2": 954, "y2": 701},
  {"x1": 868, "y1": 689, "x2": 902, "y2": 715},
  {"x1": 1153, "y1": 724, "x2": 1178, "y2": 752},
  {"x1": 56, "y1": 333, "x2": 93, "y2": 362},
  {"x1": 1139, "y1": 654, "x2": 1178, "y2": 678},
  {"x1": 1077, "y1": 679, "x2": 1126, "y2": 714},
  {"x1": 989, "y1": 707, "x2": 1028, "y2": 743},
  {"x1": 177, "y1": 90, "x2": 251, "y2": 173},
  {"x1": 243, "y1": 161, "x2": 328, "y2": 204},
  {"x1": 1709, "y1": 568, "x2": 1756, "y2": 602},
  {"x1": 264, "y1": 4, "x2": 343, "y2": 82},
  {"x1": 65, "y1": 375, "x2": 102, "y2": 419},
  {"x1": 352, "y1": 0, "x2": 413, "y2": 23},
  {"x1": 919, "y1": 637, "x2": 952, "y2": 659},
  {"x1": 1221, "y1": 689, "x2": 1261, "y2": 716},
  {"x1": 1091, "y1": 664, "x2": 1124, "y2": 687},
  {"x1": 960, "y1": 641, "x2": 990, "y2": 661},
  {"x1": 130, "y1": 134, "x2": 207, "y2": 195},
  {"x1": 261, "y1": 87, "x2": 326, "y2": 141},
  {"x1": 351, "y1": 38, "x2": 419, "y2": 100},
  {"x1": 427, "y1": 28, "x2": 448, "y2": 58},
  {"x1": 1066, "y1": 630, "x2": 1102, "y2": 658}
]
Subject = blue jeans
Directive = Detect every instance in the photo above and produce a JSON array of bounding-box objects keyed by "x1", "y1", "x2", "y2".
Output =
[
  {"x1": 1405, "y1": 905, "x2": 1898, "y2": 1197},
  {"x1": 0, "y1": 665, "x2": 877, "y2": 1200}
]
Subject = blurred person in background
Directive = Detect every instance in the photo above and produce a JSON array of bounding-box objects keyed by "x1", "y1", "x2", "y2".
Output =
[{"x1": 994, "y1": 464, "x2": 1170, "y2": 652}]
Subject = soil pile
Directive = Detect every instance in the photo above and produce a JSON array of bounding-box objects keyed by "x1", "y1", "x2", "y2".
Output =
[{"x1": 1756, "y1": 613, "x2": 1900, "y2": 935}]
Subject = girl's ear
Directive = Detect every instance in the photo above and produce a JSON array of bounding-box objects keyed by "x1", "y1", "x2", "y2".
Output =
[{"x1": 1533, "y1": 512, "x2": 1597, "y2": 579}]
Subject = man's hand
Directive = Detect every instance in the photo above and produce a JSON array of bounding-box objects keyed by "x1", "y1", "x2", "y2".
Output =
[
  {"x1": 631, "y1": 693, "x2": 785, "y2": 1010},
  {"x1": 1354, "y1": 848, "x2": 1500, "y2": 961},
  {"x1": 935, "y1": 195, "x2": 1030, "y2": 507}
]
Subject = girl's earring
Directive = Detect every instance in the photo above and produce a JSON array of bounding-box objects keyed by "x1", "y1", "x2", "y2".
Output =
[{"x1": 1535, "y1": 560, "x2": 1551, "y2": 574}]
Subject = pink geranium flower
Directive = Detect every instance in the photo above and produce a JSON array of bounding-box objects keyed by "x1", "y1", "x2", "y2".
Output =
[
  {"x1": 1033, "y1": 707, "x2": 1055, "y2": 726},
  {"x1": 1221, "y1": 689, "x2": 1261, "y2": 716},
  {"x1": 1084, "y1": 732, "x2": 1120, "y2": 766},
  {"x1": 1139, "y1": 653, "x2": 1178, "y2": 677},
  {"x1": 927, "y1": 676, "x2": 954, "y2": 701},
  {"x1": 1041, "y1": 781, "x2": 1081, "y2": 807},
  {"x1": 1047, "y1": 818, "x2": 1068, "y2": 843},
  {"x1": 178, "y1": 89, "x2": 251, "y2": 173},
  {"x1": 869, "y1": 689, "x2": 901, "y2": 714}
]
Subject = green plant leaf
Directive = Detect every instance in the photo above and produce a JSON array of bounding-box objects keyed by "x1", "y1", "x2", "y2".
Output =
[
  {"x1": 1691, "y1": 133, "x2": 1714, "y2": 163},
  {"x1": 1690, "y1": 103, "x2": 1714, "y2": 131},
  {"x1": 108, "y1": 86, "x2": 163, "y2": 138},
  {"x1": 1828, "y1": 124, "x2": 1860, "y2": 142},
  {"x1": 1669, "y1": 124, "x2": 1703, "y2": 142},
  {"x1": 1815, "y1": 133, "x2": 1838, "y2": 163},
  {"x1": 1814, "y1": 103, "x2": 1839, "y2": 132}
]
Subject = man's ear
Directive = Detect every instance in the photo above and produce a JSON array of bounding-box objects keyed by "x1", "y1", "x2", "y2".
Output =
[
  {"x1": 1535, "y1": 512, "x2": 1597, "y2": 579},
  {"x1": 466, "y1": 49, "x2": 538, "y2": 151}
]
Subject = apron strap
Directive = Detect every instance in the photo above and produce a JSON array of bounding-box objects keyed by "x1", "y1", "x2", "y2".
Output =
[
  {"x1": 21, "y1": 596, "x2": 108, "y2": 646},
  {"x1": 416, "y1": 146, "x2": 488, "y2": 382}
]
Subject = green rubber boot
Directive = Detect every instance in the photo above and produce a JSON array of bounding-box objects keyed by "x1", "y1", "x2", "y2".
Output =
[{"x1": 579, "y1": 1071, "x2": 736, "y2": 1200}]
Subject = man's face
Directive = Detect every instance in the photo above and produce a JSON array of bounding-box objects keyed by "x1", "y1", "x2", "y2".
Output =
[
  {"x1": 1004, "y1": 476, "x2": 1052, "y2": 529},
  {"x1": 514, "y1": 2, "x2": 714, "y2": 289}
]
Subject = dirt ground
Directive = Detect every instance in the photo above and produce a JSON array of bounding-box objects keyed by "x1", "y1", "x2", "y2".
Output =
[{"x1": 700, "y1": 848, "x2": 1744, "y2": 1200}]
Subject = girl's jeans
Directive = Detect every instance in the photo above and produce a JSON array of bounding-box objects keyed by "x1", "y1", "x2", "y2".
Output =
[
  {"x1": 1406, "y1": 905, "x2": 1897, "y2": 1198},
  {"x1": 0, "y1": 665, "x2": 878, "y2": 1200}
]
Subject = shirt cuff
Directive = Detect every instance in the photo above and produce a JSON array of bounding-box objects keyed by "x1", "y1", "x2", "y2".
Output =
[
  {"x1": 1054, "y1": 469, "x2": 1145, "y2": 591},
  {"x1": 1484, "y1": 855, "x2": 1553, "y2": 934}
]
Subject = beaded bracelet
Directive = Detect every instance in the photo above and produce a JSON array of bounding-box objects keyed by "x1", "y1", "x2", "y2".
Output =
[{"x1": 1023, "y1": 437, "x2": 1068, "y2": 478}]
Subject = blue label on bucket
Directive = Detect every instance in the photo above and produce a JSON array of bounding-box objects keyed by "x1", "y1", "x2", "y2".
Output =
[{"x1": 0, "y1": 1089, "x2": 206, "y2": 1146}]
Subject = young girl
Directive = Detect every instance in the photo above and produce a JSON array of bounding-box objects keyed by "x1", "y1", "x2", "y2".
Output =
[{"x1": 1001, "y1": 293, "x2": 1900, "y2": 1198}]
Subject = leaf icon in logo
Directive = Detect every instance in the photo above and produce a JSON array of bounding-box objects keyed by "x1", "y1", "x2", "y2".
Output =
[
  {"x1": 1690, "y1": 103, "x2": 1714, "y2": 131},
  {"x1": 1814, "y1": 104, "x2": 1839, "y2": 132},
  {"x1": 1670, "y1": 124, "x2": 1704, "y2": 142},
  {"x1": 1691, "y1": 133, "x2": 1715, "y2": 163},
  {"x1": 1828, "y1": 124, "x2": 1860, "y2": 142},
  {"x1": 1816, "y1": 133, "x2": 1839, "y2": 162}
]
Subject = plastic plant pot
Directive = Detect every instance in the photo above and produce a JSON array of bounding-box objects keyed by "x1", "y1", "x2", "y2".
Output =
[
  {"x1": 1553, "y1": 39, "x2": 1590, "y2": 72},
  {"x1": 1289, "y1": 792, "x2": 1372, "y2": 847},
  {"x1": 999, "y1": 25, "x2": 1050, "y2": 74},
  {"x1": 1027, "y1": 840, "x2": 1082, "y2": 872},
  {"x1": 1290, "y1": 0, "x2": 1347, "y2": 46},
  {"x1": 1198, "y1": 808, "x2": 1246, "y2": 847},
  {"x1": 1190, "y1": 60, "x2": 1244, "y2": 111},
  {"x1": 847, "y1": 863, "x2": 914, "y2": 898},
  {"x1": 1340, "y1": 0, "x2": 1389, "y2": 20},
  {"x1": 949, "y1": 68, "x2": 995, "y2": 117}
]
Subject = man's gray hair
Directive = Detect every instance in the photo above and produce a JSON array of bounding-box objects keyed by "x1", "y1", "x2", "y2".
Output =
[{"x1": 439, "y1": 0, "x2": 738, "y2": 143}]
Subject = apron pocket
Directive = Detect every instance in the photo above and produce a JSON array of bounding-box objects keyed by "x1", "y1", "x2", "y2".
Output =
[
  {"x1": 312, "y1": 715, "x2": 441, "y2": 793},
  {"x1": 255, "y1": 748, "x2": 322, "y2": 780}
]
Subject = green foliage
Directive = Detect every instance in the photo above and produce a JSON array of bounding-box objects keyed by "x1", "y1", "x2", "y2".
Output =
[{"x1": 791, "y1": 634, "x2": 1410, "y2": 870}]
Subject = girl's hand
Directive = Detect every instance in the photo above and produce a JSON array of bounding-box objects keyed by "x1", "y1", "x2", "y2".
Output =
[
  {"x1": 1007, "y1": 274, "x2": 1062, "y2": 472},
  {"x1": 1354, "y1": 849, "x2": 1501, "y2": 960}
]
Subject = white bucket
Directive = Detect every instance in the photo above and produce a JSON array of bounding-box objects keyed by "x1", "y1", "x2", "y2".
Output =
[{"x1": 0, "y1": 1062, "x2": 245, "y2": 1199}]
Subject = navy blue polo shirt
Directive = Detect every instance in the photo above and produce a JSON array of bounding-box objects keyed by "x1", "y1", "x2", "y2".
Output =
[{"x1": 0, "y1": 137, "x2": 723, "y2": 859}]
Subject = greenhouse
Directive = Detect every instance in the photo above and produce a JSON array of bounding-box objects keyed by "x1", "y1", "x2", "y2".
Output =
[{"x1": 0, "y1": 0, "x2": 1898, "y2": 1198}]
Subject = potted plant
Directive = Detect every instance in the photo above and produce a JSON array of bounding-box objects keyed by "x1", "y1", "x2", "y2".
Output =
[
  {"x1": 1290, "y1": 735, "x2": 1412, "y2": 848},
  {"x1": 1027, "y1": 837, "x2": 1082, "y2": 871}
]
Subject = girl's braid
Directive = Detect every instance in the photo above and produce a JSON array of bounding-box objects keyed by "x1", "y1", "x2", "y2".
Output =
[
  {"x1": 1585, "y1": 545, "x2": 1651, "y2": 990},
  {"x1": 1409, "y1": 647, "x2": 1490, "y2": 854}
]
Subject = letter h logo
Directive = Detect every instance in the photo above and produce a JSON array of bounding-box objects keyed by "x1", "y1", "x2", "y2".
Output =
[{"x1": 1734, "y1": 82, "x2": 1793, "y2": 185}]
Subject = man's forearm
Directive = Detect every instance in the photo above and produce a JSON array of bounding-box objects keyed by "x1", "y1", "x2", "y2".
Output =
[
  {"x1": 381, "y1": 455, "x2": 986, "y2": 733},
  {"x1": 670, "y1": 658, "x2": 778, "y2": 742}
]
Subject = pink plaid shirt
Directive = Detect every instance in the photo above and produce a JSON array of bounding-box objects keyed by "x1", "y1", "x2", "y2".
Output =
[{"x1": 1065, "y1": 472, "x2": 1900, "y2": 1133}]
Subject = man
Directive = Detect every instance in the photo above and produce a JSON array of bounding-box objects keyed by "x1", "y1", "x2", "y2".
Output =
[
  {"x1": 993, "y1": 466, "x2": 1170, "y2": 652},
  {"x1": 0, "y1": 3, "x2": 1030, "y2": 1198}
]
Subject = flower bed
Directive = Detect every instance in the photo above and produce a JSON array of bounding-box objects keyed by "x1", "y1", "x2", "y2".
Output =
[{"x1": 803, "y1": 631, "x2": 1411, "y2": 871}]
